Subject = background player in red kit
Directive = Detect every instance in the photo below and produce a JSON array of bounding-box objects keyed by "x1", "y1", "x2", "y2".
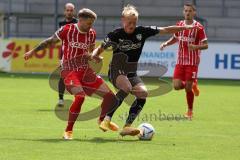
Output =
[
  {"x1": 24, "y1": 8, "x2": 119, "y2": 140},
  {"x1": 57, "y1": 3, "x2": 78, "y2": 107},
  {"x1": 160, "y1": 3, "x2": 208, "y2": 119}
]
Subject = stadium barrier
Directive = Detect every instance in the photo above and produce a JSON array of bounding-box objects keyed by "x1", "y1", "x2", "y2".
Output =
[
  {"x1": 0, "y1": 38, "x2": 239, "y2": 79},
  {"x1": 140, "y1": 41, "x2": 240, "y2": 79}
]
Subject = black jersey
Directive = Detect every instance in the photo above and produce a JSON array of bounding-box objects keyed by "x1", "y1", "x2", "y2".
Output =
[
  {"x1": 102, "y1": 26, "x2": 159, "y2": 73},
  {"x1": 58, "y1": 18, "x2": 78, "y2": 28}
]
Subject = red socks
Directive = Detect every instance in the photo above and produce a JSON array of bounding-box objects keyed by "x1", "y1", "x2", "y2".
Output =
[
  {"x1": 65, "y1": 91, "x2": 118, "y2": 131},
  {"x1": 65, "y1": 95, "x2": 85, "y2": 132},
  {"x1": 99, "y1": 92, "x2": 118, "y2": 121},
  {"x1": 186, "y1": 90, "x2": 194, "y2": 111}
]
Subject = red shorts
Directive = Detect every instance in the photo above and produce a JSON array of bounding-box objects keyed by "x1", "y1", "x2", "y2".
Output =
[
  {"x1": 173, "y1": 65, "x2": 198, "y2": 81},
  {"x1": 61, "y1": 68, "x2": 104, "y2": 96}
]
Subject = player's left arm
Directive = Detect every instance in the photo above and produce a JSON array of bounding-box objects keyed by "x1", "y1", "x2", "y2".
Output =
[
  {"x1": 88, "y1": 43, "x2": 103, "y2": 63},
  {"x1": 189, "y1": 27, "x2": 208, "y2": 50},
  {"x1": 189, "y1": 40, "x2": 208, "y2": 50},
  {"x1": 90, "y1": 44, "x2": 104, "y2": 63},
  {"x1": 159, "y1": 25, "x2": 198, "y2": 35},
  {"x1": 89, "y1": 44, "x2": 95, "y2": 53},
  {"x1": 88, "y1": 30, "x2": 103, "y2": 63}
]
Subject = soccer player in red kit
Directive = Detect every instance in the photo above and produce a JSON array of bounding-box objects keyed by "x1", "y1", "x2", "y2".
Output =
[
  {"x1": 24, "y1": 8, "x2": 119, "y2": 140},
  {"x1": 160, "y1": 4, "x2": 208, "y2": 119},
  {"x1": 57, "y1": 3, "x2": 78, "y2": 107}
]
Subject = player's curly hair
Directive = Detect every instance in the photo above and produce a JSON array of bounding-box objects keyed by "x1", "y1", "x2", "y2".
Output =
[{"x1": 122, "y1": 4, "x2": 139, "y2": 18}]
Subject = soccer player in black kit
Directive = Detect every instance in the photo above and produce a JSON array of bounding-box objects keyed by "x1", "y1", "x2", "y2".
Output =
[
  {"x1": 57, "y1": 3, "x2": 78, "y2": 106},
  {"x1": 92, "y1": 4, "x2": 197, "y2": 136}
]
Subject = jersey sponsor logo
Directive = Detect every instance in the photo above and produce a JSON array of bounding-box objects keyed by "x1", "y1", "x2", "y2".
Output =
[
  {"x1": 69, "y1": 41, "x2": 88, "y2": 49},
  {"x1": 118, "y1": 39, "x2": 142, "y2": 51},
  {"x1": 178, "y1": 36, "x2": 195, "y2": 42},
  {"x1": 103, "y1": 38, "x2": 142, "y2": 52},
  {"x1": 136, "y1": 34, "x2": 142, "y2": 40}
]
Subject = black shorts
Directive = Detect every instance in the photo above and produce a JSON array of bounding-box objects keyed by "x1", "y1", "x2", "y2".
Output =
[{"x1": 108, "y1": 71, "x2": 143, "y2": 89}]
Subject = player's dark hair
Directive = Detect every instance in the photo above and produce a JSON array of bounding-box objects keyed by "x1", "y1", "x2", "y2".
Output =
[
  {"x1": 78, "y1": 8, "x2": 97, "y2": 19},
  {"x1": 184, "y1": 3, "x2": 196, "y2": 11}
]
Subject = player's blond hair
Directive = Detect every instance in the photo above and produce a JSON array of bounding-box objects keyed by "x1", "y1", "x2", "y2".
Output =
[
  {"x1": 122, "y1": 4, "x2": 139, "y2": 18},
  {"x1": 78, "y1": 8, "x2": 97, "y2": 20}
]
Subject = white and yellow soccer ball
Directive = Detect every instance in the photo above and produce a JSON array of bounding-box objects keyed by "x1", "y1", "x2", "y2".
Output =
[{"x1": 137, "y1": 123, "x2": 155, "y2": 140}]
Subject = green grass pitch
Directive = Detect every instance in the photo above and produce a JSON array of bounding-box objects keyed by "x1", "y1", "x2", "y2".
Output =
[{"x1": 0, "y1": 72, "x2": 239, "y2": 160}]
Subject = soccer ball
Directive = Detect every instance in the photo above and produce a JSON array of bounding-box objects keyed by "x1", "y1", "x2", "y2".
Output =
[{"x1": 137, "y1": 123, "x2": 155, "y2": 140}]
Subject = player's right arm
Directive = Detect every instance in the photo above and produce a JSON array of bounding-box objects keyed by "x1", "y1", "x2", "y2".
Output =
[
  {"x1": 24, "y1": 25, "x2": 68, "y2": 60},
  {"x1": 158, "y1": 25, "x2": 197, "y2": 35},
  {"x1": 91, "y1": 32, "x2": 117, "y2": 62},
  {"x1": 160, "y1": 36, "x2": 178, "y2": 51},
  {"x1": 24, "y1": 34, "x2": 60, "y2": 60}
]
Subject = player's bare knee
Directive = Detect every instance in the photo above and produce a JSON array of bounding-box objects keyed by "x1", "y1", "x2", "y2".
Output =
[
  {"x1": 185, "y1": 82, "x2": 193, "y2": 92},
  {"x1": 173, "y1": 79, "x2": 183, "y2": 90},
  {"x1": 71, "y1": 86, "x2": 84, "y2": 95},
  {"x1": 135, "y1": 90, "x2": 148, "y2": 99},
  {"x1": 95, "y1": 83, "x2": 111, "y2": 96},
  {"x1": 173, "y1": 82, "x2": 180, "y2": 90},
  {"x1": 142, "y1": 90, "x2": 148, "y2": 98},
  {"x1": 173, "y1": 84, "x2": 181, "y2": 90},
  {"x1": 185, "y1": 86, "x2": 192, "y2": 92},
  {"x1": 119, "y1": 85, "x2": 132, "y2": 93},
  {"x1": 174, "y1": 86, "x2": 179, "y2": 90},
  {"x1": 116, "y1": 81, "x2": 132, "y2": 93}
]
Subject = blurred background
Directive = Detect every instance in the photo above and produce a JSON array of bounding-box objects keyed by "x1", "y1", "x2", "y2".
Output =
[
  {"x1": 0, "y1": 0, "x2": 239, "y2": 42},
  {"x1": 0, "y1": 0, "x2": 239, "y2": 79}
]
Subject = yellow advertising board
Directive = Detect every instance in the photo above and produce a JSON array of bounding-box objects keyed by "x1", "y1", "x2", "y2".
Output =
[
  {"x1": 10, "y1": 38, "x2": 61, "y2": 73},
  {"x1": 0, "y1": 38, "x2": 112, "y2": 75}
]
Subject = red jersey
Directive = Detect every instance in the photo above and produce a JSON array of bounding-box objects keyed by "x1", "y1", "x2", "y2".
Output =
[
  {"x1": 174, "y1": 20, "x2": 207, "y2": 66},
  {"x1": 55, "y1": 23, "x2": 96, "y2": 71}
]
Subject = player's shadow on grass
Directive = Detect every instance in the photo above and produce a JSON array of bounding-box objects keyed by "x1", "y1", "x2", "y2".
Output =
[
  {"x1": 75, "y1": 137, "x2": 140, "y2": 143},
  {"x1": 5, "y1": 138, "x2": 170, "y2": 146},
  {"x1": 40, "y1": 137, "x2": 139, "y2": 143},
  {"x1": 11, "y1": 137, "x2": 139, "y2": 143}
]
